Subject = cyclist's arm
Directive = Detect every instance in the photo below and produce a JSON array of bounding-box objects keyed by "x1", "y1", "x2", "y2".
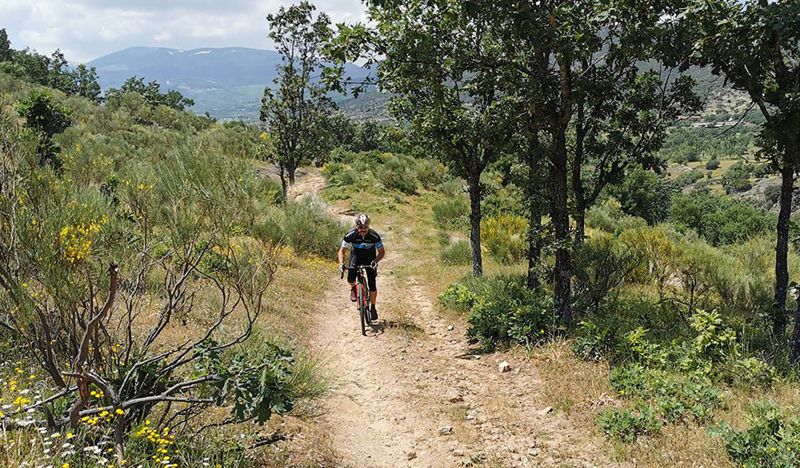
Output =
[
  {"x1": 338, "y1": 240, "x2": 352, "y2": 267},
  {"x1": 375, "y1": 246, "x2": 385, "y2": 264}
]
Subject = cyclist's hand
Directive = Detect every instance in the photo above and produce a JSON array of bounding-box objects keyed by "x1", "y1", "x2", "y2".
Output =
[
  {"x1": 370, "y1": 260, "x2": 378, "y2": 270},
  {"x1": 339, "y1": 264, "x2": 345, "y2": 274}
]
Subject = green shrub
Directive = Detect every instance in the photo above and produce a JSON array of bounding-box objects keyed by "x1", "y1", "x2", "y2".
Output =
[
  {"x1": 753, "y1": 162, "x2": 773, "y2": 178},
  {"x1": 464, "y1": 277, "x2": 552, "y2": 350},
  {"x1": 283, "y1": 199, "x2": 344, "y2": 257},
  {"x1": 705, "y1": 159, "x2": 720, "y2": 170},
  {"x1": 609, "y1": 364, "x2": 723, "y2": 424},
  {"x1": 432, "y1": 197, "x2": 468, "y2": 230},
  {"x1": 438, "y1": 276, "x2": 486, "y2": 313},
  {"x1": 437, "y1": 178, "x2": 464, "y2": 197},
  {"x1": 728, "y1": 357, "x2": 777, "y2": 387},
  {"x1": 440, "y1": 239, "x2": 472, "y2": 266},
  {"x1": 675, "y1": 169, "x2": 704, "y2": 187},
  {"x1": 574, "y1": 233, "x2": 637, "y2": 314},
  {"x1": 670, "y1": 192, "x2": 776, "y2": 245},
  {"x1": 765, "y1": 183, "x2": 782, "y2": 206},
  {"x1": 481, "y1": 174, "x2": 525, "y2": 218},
  {"x1": 713, "y1": 401, "x2": 800, "y2": 467},
  {"x1": 481, "y1": 214, "x2": 527, "y2": 264},
  {"x1": 607, "y1": 166, "x2": 676, "y2": 224},
  {"x1": 415, "y1": 158, "x2": 447, "y2": 189},
  {"x1": 597, "y1": 405, "x2": 662, "y2": 442},
  {"x1": 573, "y1": 321, "x2": 615, "y2": 361},
  {"x1": 721, "y1": 161, "x2": 754, "y2": 194}
]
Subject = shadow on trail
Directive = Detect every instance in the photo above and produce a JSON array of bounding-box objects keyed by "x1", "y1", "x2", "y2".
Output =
[{"x1": 380, "y1": 319, "x2": 425, "y2": 335}]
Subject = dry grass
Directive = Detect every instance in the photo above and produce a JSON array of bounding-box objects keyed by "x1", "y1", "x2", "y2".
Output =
[{"x1": 528, "y1": 340, "x2": 614, "y2": 422}]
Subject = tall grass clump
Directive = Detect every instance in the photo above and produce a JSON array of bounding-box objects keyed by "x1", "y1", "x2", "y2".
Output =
[{"x1": 283, "y1": 198, "x2": 345, "y2": 257}]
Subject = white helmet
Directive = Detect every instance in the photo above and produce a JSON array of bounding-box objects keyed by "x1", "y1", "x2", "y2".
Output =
[{"x1": 355, "y1": 213, "x2": 370, "y2": 228}]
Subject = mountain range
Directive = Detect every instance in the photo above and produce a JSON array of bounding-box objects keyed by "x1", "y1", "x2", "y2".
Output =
[{"x1": 88, "y1": 46, "x2": 383, "y2": 121}]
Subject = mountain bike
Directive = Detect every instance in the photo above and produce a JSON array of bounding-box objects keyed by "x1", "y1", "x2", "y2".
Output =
[{"x1": 341, "y1": 265, "x2": 375, "y2": 336}]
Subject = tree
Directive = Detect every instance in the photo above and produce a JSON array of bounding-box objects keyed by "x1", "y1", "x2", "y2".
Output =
[
  {"x1": 0, "y1": 28, "x2": 11, "y2": 62},
  {"x1": 106, "y1": 76, "x2": 194, "y2": 110},
  {"x1": 488, "y1": 0, "x2": 698, "y2": 323},
  {"x1": 687, "y1": 0, "x2": 800, "y2": 353},
  {"x1": 331, "y1": 0, "x2": 511, "y2": 276},
  {"x1": 17, "y1": 90, "x2": 72, "y2": 168},
  {"x1": 260, "y1": 1, "x2": 335, "y2": 199},
  {"x1": 67, "y1": 64, "x2": 102, "y2": 101}
]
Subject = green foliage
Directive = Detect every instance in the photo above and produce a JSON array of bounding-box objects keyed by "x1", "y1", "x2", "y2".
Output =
[
  {"x1": 713, "y1": 401, "x2": 800, "y2": 468},
  {"x1": 439, "y1": 239, "x2": 471, "y2": 266},
  {"x1": 721, "y1": 161, "x2": 753, "y2": 194},
  {"x1": 282, "y1": 199, "x2": 344, "y2": 257},
  {"x1": 609, "y1": 364, "x2": 722, "y2": 424},
  {"x1": 379, "y1": 153, "x2": 420, "y2": 194},
  {"x1": 607, "y1": 166, "x2": 675, "y2": 224},
  {"x1": 199, "y1": 339, "x2": 295, "y2": 424},
  {"x1": 438, "y1": 279, "x2": 482, "y2": 313},
  {"x1": 481, "y1": 171, "x2": 526, "y2": 218},
  {"x1": 261, "y1": 1, "x2": 335, "y2": 193},
  {"x1": 17, "y1": 89, "x2": 71, "y2": 138},
  {"x1": 670, "y1": 192, "x2": 776, "y2": 245},
  {"x1": 481, "y1": 214, "x2": 527, "y2": 264},
  {"x1": 658, "y1": 126, "x2": 757, "y2": 163},
  {"x1": 585, "y1": 198, "x2": 647, "y2": 234},
  {"x1": 432, "y1": 197, "x2": 468, "y2": 230},
  {"x1": 440, "y1": 276, "x2": 552, "y2": 350},
  {"x1": 705, "y1": 159, "x2": 721, "y2": 170},
  {"x1": 322, "y1": 149, "x2": 446, "y2": 201},
  {"x1": 16, "y1": 89, "x2": 71, "y2": 168},
  {"x1": 597, "y1": 405, "x2": 662, "y2": 442},
  {"x1": 574, "y1": 233, "x2": 637, "y2": 314},
  {"x1": 573, "y1": 320, "x2": 615, "y2": 361},
  {"x1": 674, "y1": 169, "x2": 704, "y2": 187},
  {"x1": 105, "y1": 76, "x2": 194, "y2": 110}
]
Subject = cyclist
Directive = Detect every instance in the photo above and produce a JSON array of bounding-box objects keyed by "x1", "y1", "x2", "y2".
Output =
[{"x1": 338, "y1": 213, "x2": 385, "y2": 320}]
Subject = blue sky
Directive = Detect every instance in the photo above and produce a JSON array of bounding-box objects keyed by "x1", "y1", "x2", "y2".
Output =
[{"x1": 0, "y1": 0, "x2": 367, "y2": 63}]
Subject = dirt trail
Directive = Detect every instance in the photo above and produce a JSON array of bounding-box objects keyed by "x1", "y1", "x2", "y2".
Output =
[{"x1": 295, "y1": 167, "x2": 616, "y2": 467}]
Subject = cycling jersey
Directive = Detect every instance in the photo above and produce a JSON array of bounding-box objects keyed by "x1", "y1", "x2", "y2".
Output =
[{"x1": 342, "y1": 228, "x2": 383, "y2": 265}]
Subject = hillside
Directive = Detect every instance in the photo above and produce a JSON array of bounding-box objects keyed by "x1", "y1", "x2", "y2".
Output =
[{"x1": 88, "y1": 46, "x2": 378, "y2": 120}]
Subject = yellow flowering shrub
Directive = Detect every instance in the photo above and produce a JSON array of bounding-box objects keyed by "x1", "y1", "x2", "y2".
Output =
[{"x1": 58, "y1": 215, "x2": 108, "y2": 264}]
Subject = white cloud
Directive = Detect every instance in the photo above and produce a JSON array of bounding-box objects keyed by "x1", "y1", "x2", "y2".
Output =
[{"x1": 1, "y1": 0, "x2": 367, "y2": 63}]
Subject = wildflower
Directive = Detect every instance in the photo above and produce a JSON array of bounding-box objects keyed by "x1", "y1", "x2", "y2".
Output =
[
  {"x1": 115, "y1": 408, "x2": 124, "y2": 416},
  {"x1": 13, "y1": 396, "x2": 31, "y2": 407}
]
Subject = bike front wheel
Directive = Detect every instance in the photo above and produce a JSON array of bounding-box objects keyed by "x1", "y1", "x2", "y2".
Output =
[{"x1": 357, "y1": 283, "x2": 368, "y2": 335}]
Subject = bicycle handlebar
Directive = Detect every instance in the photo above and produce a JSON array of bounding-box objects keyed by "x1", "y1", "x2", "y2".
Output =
[{"x1": 340, "y1": 264, "x2": 376, "y2": 279}]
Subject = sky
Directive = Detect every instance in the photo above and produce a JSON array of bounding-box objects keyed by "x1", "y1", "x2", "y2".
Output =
[{"x1": 0, "y1": 0, "x2": 368, "y2": 63}]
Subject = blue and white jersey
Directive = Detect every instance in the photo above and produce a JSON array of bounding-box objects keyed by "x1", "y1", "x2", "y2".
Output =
[{"x1": 342, "y1": 228, "x2": 383, "y2": 265}]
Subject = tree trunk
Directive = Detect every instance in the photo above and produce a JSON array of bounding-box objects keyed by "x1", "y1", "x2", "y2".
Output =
[
  {"x1": 287, "y1": 164, "x2": 296, "y2": 186},
  {"x1": 527, "y1": 203, "x2": 542, "y2": 290},
  {"x1": 774, "y1": 161, "x2": 794, "y2": 340},
  {"x1": 278, "y1": 164, "x2": 288, "y2": 201},
  {"x1": 526, "y1": 134, "x2": 543, "y2": 289},
  {"x1": 573, "y1": 102, "x2": 587, "y2": 243},
  {"x1": 551, "y1": 131, "x2": 572, "y2": 325},
  {"x1": 468, "y1": 167, "x2": 483, "y2": 277}
]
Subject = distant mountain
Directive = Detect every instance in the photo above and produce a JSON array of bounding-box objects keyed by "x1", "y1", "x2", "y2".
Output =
[{"x1": 88, "y1": 46, "x2": 382, "y2": 121}]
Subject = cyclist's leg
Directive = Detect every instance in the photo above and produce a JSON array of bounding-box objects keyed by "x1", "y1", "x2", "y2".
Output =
[
  {"x1": 347, "y1": 267, "x2": 358, "y2": 302},
  {"x1": 366, "y1": 268, "x2": 377, "y2": 306}
]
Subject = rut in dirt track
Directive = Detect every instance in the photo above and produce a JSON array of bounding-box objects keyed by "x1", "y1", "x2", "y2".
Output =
[{"x1": 292, "y1": 167, "x2": 617, "y2": 467}]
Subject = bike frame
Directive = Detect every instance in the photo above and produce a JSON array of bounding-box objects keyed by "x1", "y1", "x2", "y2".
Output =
[{"x1": 343, "y1": 265, "x2": 375, "y2": 336}]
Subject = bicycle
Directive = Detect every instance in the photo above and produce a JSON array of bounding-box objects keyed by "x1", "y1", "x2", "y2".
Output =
[{"x1": 341, "y1": 265, "x2": 375, "y2": 336}]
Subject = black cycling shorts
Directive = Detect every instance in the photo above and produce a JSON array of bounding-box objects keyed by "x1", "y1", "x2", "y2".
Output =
[{"x1": 348, "y1": 266, "x2": 377, "y2": 292}]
